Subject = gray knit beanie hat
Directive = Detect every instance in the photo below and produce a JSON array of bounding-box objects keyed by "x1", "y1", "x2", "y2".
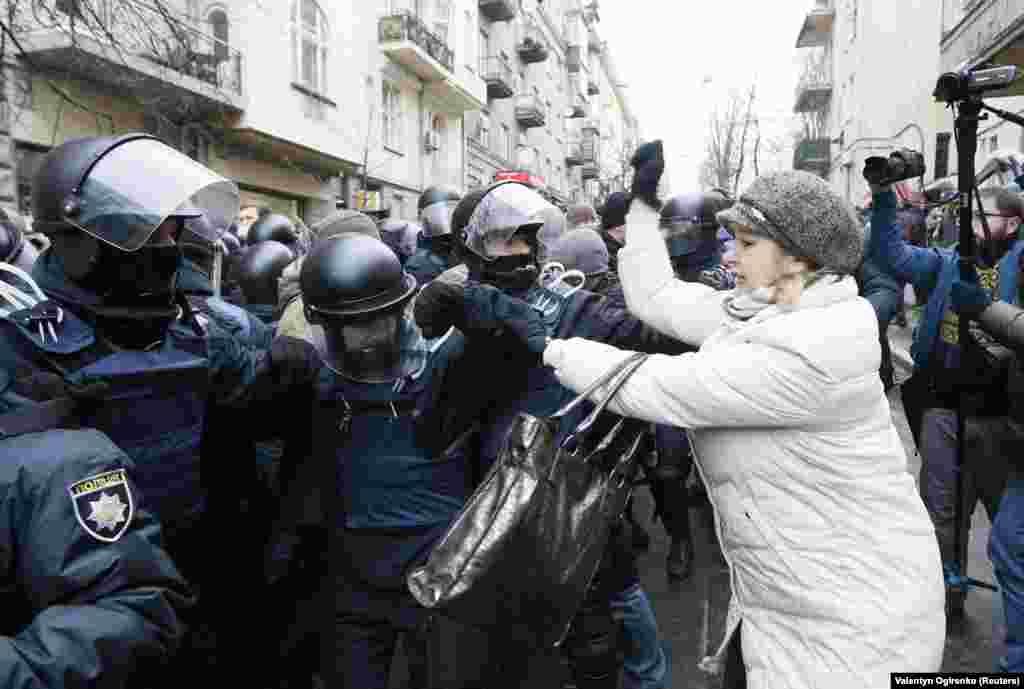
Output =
[
  {"x1": 716, "y1": 170, "x2": 863, "y2": 274},
  {"x1": 548, "y1": 228, "x2": 609, "y2": 276},
  {"x1": 310, "y1": 209, "x2": 381, "y2": 242}
]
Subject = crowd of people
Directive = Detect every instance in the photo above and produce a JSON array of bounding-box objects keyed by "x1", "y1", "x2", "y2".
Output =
[{"x1": 0, "y1": 131, "x2": 1021, "y2": 689}]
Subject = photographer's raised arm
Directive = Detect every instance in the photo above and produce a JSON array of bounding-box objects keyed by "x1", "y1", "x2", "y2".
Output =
[{"x1": 867, "y1": 186, "x2": 943, "y2": 290}]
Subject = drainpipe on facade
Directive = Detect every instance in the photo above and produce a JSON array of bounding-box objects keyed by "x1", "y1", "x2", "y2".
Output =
[{"x1": 418, "y1": 86, "x2": 426, "y2": 195}]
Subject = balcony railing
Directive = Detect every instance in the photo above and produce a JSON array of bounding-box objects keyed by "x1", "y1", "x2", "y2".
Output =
[
  {"x1": 379, "y1": 11, "x2": 453, "y2": 74},
  {"x1": 481, "y1": 55, "x2": 515, "y2": 99},
  {"x1": 517, "y1": 27, "x2": 549, "y2": 64},
  {"x1": 793, "y1": 138, "x2": 830, "y2": 176},
  {"x1": 581, "y1": 162, "x2": 600, "y2": 180},
  {"x1": 582, "y1": 118, "x2": 601, "y2": 136},
  {"x1": 580, "y1": 135, "x2": 598, "y2": 164},
  {"x1": 479, "y1": 0, "x2": 516, "y2": 22},
  {"x1": 793, "y1": 50, "x2": 832, "y2": 112},
  {"x1": 796, "y1": 0, "x2": 835, "y2": 48},
  {"x1": 587, "y1": 77, "x2": 600, "y2": 96},
  {"x1": 515, "y1": 94, "x2": 546, "y2": 128},
  {"x1": 46, "y1": 0, "x2": 243, "y2": 95}
]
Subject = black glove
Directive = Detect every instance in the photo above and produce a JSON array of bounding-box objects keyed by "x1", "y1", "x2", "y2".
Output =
[
  {"x1": 268, "y1": 336, "x2": 321, "y2": 387},
  {"x1": 630, "y1": 140, "x2": 665, "y2": 209},
  {"x1": 465, "y1": 285, "x2": 549, "y2": 357},
  {"x1": 414, "y1": 281, "x2": 465, "y2": 338}
]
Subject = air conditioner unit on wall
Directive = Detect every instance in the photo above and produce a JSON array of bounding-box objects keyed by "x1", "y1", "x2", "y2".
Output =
[{"x1": 425, "y1": 130, "x2": 441, "y2": 152}]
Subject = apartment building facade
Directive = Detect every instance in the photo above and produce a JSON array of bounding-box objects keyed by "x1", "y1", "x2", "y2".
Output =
[
  {"x1": 466, "y1": 0, "x2": 638, "y2": 207},
  {"x1": 792, "y1": 0, "x2": 941, "y2": 206},
  {"x1": 6, "y1": 0, "x2": 485, "y2": 225},
  {"x1": 932, "y1": 0, "x2": 1024, "y2": 188},
  {"x1": 2, "y1": 0, "x2": 637, "y2": 227}
]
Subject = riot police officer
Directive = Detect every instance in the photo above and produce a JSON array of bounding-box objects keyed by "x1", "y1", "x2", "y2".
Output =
[
  {"x1": 0, "y1": 134, "x2": 289, "y2": 682},
  {"x1": 248, "y1": 212, "x2": 299, "y2": 249},
  {"x1": 415, "y1": 176, "x2": 689, "y2": 689},
  {"x1": 261, "y1": 233, "x2": 486, "y2": 689},
  {"x1": 379, "y1": 218, "x2": 420, "y2": 266},
  {"x1": 659, "y1": 190, "x2": 735, "y2": 289},
  {"x1": 406, "y1": 186, "x2": 461, "y2": 285}
]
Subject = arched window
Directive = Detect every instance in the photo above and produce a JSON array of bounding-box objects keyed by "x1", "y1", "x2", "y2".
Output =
[
  {"x1": 208, "y1": 8, "x2": 229, "y2": 61},
  {"x1": 291, "y1": 0, "x2": 329, "y2": 95}
]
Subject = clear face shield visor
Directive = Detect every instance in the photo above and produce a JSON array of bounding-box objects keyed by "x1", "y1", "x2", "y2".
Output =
[
  {"x1": 464, "y1": 184, "x2": 560, "y2": 261},
  {"x1": 66, "y1": 138, "x2": 239, "y2": 252},
  {"x1": 420, "y1": 200, "x2": 459, "y2": 239},
  {"x1": 660, "y1": 218, "x2": 718, "y2": 256}
]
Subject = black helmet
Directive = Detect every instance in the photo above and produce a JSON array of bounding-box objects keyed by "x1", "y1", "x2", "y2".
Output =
[
  {"x1": 300, "y1": 234, "x2": 416, "y2": 320},
  {"x1": 418, "y1": 186, "x2": 461, "y2": 239},
  {"x1": 237, "y1": 240, "x2": 294, "y2": 306},
  {"x1": 659, "y1": 191, "x2": 733, "y2": 258},
  {"x1": 248, "y1": 213, "x2": 298, "y2": 246},
  {"x1": 379, "y1": 219, "x2": 419, "y2": 261},
  {"x1": 33, "y1": 134, "x2": 236, "y2": 250}
]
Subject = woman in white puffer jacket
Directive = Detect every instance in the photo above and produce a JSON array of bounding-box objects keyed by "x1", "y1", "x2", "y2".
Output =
[{"x1": 542, "y1": 170, "x2": 945, "y2": 688}]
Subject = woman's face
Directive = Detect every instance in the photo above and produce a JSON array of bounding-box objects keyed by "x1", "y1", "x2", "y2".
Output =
[{"x1": 732, "y1": 227, "x2": 803, "y2": 290}]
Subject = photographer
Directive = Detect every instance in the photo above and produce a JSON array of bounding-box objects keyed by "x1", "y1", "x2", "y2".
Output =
[
  {"x1": 951, "y1": 268, "x2": 1024, "y2": 671},
  {"x1": 865, "y1": 149, "x2": 1024, "y2": 618}
]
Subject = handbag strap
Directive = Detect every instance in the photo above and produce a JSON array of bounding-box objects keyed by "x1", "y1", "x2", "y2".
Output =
[
  {"x1": 556, "y1": 353, "x2": 649, "y2": 449},
  {"x1": 552, "y1": 351, "x2": 647, "y2": 421}
]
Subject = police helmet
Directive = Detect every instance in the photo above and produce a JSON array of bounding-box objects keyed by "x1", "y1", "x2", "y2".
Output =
[
  {"x1": 659, "y1": 190, "x2": 734, "y2": 257},
  {"x1": 548, "y1": 228, "x2": 609, "y2": 276},
  {"x1": 451, "y1": 180, "x2": 558, "y2": 261},
  {"x1": 248, "y1": 213, "x2": 298, "y2": 246},
  {"x1": 237, "y1": 240, "x2": 294, "y2": 306},
  {"x1": 300, "y1": 233, "x2": 417, "y2": 321},
  {"x1": 418, "y1": 186, "x2": 462, "y2": 239},
  {"x1": 31, "y1": 135, "x2": 238, "y2": 292}
]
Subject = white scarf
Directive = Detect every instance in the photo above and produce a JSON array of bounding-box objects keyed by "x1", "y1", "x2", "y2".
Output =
[{"x1": 720, "y1": 271, "x2": 843, "y2": 324}]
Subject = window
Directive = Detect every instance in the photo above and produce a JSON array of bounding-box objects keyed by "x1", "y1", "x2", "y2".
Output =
[
  {"x1": 434, "y1": 0, "x2": 452, "y2": 42},
  {"x1": 847, "y1": 0, "x2": 858, "y2": 43},
  {"x1": 990, "y1": 134, "x2": 1000, "y2": 153},
  {"x1": 383, "y1": 82, "x2": 403, "y2": 151},
  {"x1": 500, "y1": 125, "x2": 512, "y2": 161},
  {"x1": 476, "y1": 112, "x2": 490, "y2": 146},
  {"x1": 465, "y1": 10, "x2": 478, "y2": 71},
  {"x1": 291, "y1": 0, "x2": 328, "y2": 95},
  {"x1": 479, "y1": 25, "x2": 490, "y2": 72},
  {"x1": 208, "y1": 8, "x2": 229, "y2": 61}
]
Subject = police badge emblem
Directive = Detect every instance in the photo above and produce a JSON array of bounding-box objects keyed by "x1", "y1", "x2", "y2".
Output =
[{"x1": 68, "y1": 469, "x2": 134, "y2": 542}]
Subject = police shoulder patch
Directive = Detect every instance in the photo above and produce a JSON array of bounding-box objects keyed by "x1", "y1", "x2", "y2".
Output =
[{"x1": 68, "y1": 469, "x2": 134, "y2": 543}]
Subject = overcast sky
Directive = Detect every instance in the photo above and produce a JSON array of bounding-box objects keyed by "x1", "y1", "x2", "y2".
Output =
[{"x1": 599, "y1": 0, "x2": 815, "y2": 194}]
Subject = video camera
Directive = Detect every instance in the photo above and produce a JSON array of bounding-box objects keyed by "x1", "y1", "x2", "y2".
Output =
[
  {"x1": 863, "y1": 149, "x2": 926, "y2": 186},
  {"x1": 934, "y1": 62, "x2": 1019, "y2": 103}
]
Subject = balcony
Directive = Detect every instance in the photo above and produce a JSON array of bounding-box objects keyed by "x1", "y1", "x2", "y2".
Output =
[
  {"x1": 379, "y1": 12, "x2": 453, "y2": 81},
  {"x1": 580, "y1": 136, "x2": 598, "y2": 164},
  {"x1": 793, "y1": 49, "x2": 832, "y2": 112},
  {"x1": 581, "y1": 163, "x2": 600, "y2": 180},
  {"x1": 479, "y1": 0, "x2": 516, "y2": 22},
  {"x1": 582, "y1": 118, "x2": 601, "y2": 136},
  {"x1": 568, "y1": 101, "x2": 586, "y2": 118},
  {"x1": 517, "y1": 29, "x2": 549, "y2": 64},
  {"x1": 515, "y1": 94, "x2": 546, "y2": 128},
  {"x1": 19, "y1": 0, "x2": 245, "y2": 113},
  {"x1": 481, "y1": 55, "x2": 515, "y2": 99},
  {"x1": 793, "y1": 138, "x2": 830, "y2": 176},
  {"x1": 795, "y1": 1, "x2": 835, "y2": 48},
  {"x1": 587, "y1": 77, "x2": 600, "y2": 95}
]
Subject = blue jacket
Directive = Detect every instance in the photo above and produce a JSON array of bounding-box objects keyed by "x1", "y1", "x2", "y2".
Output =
[
  {"x1": 868, "y1": 188, "x2": 1024, "y2": 371},
  {"x1": 405, "y1": 237, "x2": 449, "y2": 286},
  {"x1": 0, "y1": 425, "x2": 192, "y2": 688}
]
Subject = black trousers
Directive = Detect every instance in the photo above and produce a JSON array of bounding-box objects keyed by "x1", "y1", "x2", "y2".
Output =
[{"x1": 722, "y1": 624, "x2": 746, "y2": 689}]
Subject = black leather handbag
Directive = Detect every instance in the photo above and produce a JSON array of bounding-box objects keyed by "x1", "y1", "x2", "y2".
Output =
[{"x1": 407, "y1": 352, "x2": 650, "y2": 649}]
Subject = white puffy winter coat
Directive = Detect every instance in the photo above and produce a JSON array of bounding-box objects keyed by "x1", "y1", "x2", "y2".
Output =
[{"x1": 542, "y1": 204, "x2": 945, "y2": 688}]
